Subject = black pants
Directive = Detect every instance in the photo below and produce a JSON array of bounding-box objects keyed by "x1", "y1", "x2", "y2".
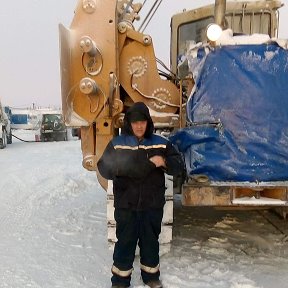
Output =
[{"x1": 111, "y1": 208, "x2": 163, "y2": 287}]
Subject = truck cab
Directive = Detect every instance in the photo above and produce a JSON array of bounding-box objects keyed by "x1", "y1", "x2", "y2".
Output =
[{"x1": 169, "y1": 1, "x2": 288, "y2": 210}]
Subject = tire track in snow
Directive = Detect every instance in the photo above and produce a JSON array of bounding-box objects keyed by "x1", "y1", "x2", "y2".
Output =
[
  {"x1": 1, "y1": 269, "x2": 42, "y2": 288},
  {"x1": 0, "y1": 174, "x2": 35, "y2": 239}
]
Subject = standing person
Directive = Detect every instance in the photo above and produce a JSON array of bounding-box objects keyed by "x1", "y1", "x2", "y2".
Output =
[{"x1": 97, "y1": 102, "x2": 184, "y2": 288}]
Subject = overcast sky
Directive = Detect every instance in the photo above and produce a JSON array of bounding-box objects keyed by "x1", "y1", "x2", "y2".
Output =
[{"x1": 0, "y1": 0, "x2": 287, "y2": 108}]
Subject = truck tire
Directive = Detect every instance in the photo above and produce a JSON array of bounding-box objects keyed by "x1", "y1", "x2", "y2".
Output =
[
  {"x1": 0, "y1": 129, "x2": 7, "y2": 149},
  {"x1": 7, "y1": 131, "x2": 12, "y2": 144}
]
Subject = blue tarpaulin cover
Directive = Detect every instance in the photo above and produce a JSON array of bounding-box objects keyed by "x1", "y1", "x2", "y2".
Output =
[{"x1": 170, "y1": 43, "x2": 288, "y2": 182}]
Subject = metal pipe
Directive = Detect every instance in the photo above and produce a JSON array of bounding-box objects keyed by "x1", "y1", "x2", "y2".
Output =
[
  {"x1": 139, "y1": 0, "x2": 162, "y2": 33},
  {"x1": 138, "y1": 0, "x2": 162, "y2": 32},
  {"x1": 214, "y1": 0, "x2": 226, "y2": 27}
]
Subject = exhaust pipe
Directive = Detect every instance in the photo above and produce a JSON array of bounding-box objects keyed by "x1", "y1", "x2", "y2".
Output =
[{"x1": 214, "y1": 0, "x2": 226, "y2": 28}]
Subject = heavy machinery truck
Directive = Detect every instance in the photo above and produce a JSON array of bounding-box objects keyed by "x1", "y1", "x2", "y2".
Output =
[{"x1": 59, "y1": 0, "x2": 288, "y2": 244}]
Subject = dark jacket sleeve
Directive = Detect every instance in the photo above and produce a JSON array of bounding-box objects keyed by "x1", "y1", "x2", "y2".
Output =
[
  {"x1": 97, "y1": 141, "x2": 116, "y2": 180},
  {"x1": 165, "y1": 141, "x2": 185, "y2": 177},
  {"x1": 97, "y1": 141, "x2": 156, "y2": 180}
]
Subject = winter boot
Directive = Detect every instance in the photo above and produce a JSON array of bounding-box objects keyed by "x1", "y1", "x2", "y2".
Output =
[{"x1": 145, "y1": 279, "x2": 163, "y2": 288}]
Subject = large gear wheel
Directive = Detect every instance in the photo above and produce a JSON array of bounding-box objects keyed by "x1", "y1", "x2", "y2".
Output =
[
  {"x1": 151, "y1": 88, "x2": 172, "y2": 110},
  {"x1": 127, "y1": 56, "x2": 148, "y2": 78}
]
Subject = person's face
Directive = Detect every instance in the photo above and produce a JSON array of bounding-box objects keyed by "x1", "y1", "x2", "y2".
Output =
[{"x1": 131, "y1": 120, "x2": 147, "y2": 139}]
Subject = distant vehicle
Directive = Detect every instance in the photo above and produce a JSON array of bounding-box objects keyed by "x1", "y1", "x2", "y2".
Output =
[
  {"x1": 0, "y1": 101, "x2": 12, "y2": 149},
  {"x1": 40, "y1": 113, "x2": 67, "y2": 142},
  {"x1": 10, "y1": 108, "x2": 40, "y2": 130}
]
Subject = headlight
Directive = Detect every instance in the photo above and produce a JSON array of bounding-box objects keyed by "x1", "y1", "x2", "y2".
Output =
[{"x1": 206, "y1": 23, "x2": 222, "y2": 42}]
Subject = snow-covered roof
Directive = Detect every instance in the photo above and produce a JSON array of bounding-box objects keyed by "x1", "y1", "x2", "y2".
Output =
[{"x1": 216, "y1": 29, "x2": 288, "y2": 49}]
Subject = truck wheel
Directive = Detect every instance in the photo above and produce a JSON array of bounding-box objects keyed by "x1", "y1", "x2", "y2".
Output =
[
  {"x1": 7, "y1": 131, "x2": 12, "y2": 144},
  {"x1": 0, "y1": 130, "x2": 7, "y2": 149}
]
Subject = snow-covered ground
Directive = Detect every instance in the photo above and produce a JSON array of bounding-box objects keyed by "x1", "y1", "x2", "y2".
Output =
[{"x1": 1, "y1": 130, "x2": 288, "y2": 288}]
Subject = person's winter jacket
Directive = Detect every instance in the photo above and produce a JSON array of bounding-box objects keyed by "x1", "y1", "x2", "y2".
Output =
[{"x1": 97, "y1": 102, "x2": 184, "y2": 210}]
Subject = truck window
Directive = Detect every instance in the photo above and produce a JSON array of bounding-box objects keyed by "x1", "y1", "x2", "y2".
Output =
[
  {"x1": 177, "y1": 10, "x2": 273, "y2": 64},
  {"x1": 178, "y1": 17, "x2": 213, "y2": 54}
]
